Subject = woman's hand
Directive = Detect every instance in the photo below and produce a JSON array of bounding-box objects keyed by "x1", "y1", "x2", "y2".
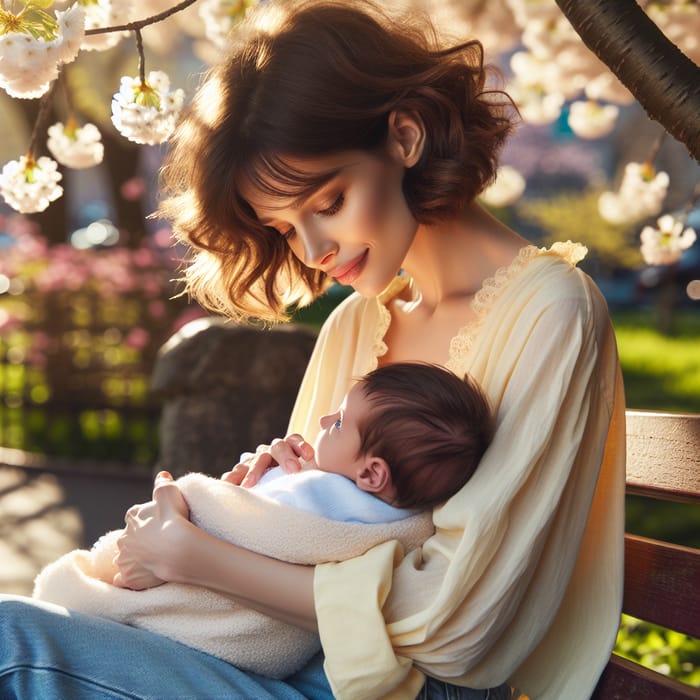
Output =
[
  {"x1": 221, "y1": 434, "x2": 316, "y2": 488},
  {"x1": 113, "y1": 471, "x2": 191, "y2": 590}
]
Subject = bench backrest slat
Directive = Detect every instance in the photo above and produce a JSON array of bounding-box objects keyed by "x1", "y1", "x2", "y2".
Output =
[
  {"x1": 593, "y1": 655, "x2": 700, "y2": 700},
  {"x1": 592, "y1": 411, "x2": 700, "y2": 700},
  {"x1": 625, "y1": 411, "x2": 700, "y2": 503},
  {"x1": 624, "y1": 534, "x2": 700, "y2": 639}
]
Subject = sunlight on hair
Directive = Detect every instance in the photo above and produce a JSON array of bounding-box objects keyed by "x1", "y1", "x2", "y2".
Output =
[
  {"x1": 247, "y1": 2, "x2": 287, "y2": 37},
  {"x1": 195, "y1": 75, "x2": 227, "y2": 129}
]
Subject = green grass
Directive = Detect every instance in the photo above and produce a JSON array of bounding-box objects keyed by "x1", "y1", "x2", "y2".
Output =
[{"x1": 612, "y1": 308, "x2": 700, "y2": 413}]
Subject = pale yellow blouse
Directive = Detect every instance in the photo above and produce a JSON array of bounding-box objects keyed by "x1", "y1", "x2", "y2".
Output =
[{"x1": 288, "y1": 242, "x2": 626, "y2": 700}]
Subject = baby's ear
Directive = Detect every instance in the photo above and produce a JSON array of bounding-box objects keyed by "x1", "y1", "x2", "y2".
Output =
[{"x1": 356, "y1": 457, "x2": 392, "y2": 494}]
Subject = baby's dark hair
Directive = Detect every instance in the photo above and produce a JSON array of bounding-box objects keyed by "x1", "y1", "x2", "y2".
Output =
[
  {"x1": 159, "y1": 0, "x2": 514, "y2": 323},
  {"x1": 356, "y1": 363, "x2": 493, "y2": 509}
]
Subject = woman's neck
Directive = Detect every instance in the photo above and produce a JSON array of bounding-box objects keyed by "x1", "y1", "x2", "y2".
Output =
[{"x1": 400, "y1": 202, "x2": 527, "y2": 313}]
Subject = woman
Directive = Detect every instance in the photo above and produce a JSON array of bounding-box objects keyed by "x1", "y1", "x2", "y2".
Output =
[{"x1": 0, "y1": 2, "x2": 625, "y2": 698}]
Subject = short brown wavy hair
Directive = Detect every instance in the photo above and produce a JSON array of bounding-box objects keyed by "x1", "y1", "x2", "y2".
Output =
[{"x1": 159, "y1": 0, "x2": 515, "y2": 323}]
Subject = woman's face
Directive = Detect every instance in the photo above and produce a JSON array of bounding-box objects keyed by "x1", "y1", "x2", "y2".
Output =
[{"x1": 242, "y1": 150, "x2": 419, "y2": 297}]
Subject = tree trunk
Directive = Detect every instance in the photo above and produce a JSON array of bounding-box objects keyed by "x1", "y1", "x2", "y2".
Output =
[{"x1": 555, "y1": 0, "x2": 700, "y2": 163}]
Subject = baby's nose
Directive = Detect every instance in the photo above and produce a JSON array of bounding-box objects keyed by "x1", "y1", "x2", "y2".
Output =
[{"x1": 319, "y1": 413, "x2": 334, "y2": 429}]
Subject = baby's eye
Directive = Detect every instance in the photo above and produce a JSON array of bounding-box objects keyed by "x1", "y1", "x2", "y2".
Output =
[
  {"x1": 333, "y1": 417, "x2": 342, "y2": 431},
  {"x1": 318, "y1": 193, "x2": 345, "y2": 217}
]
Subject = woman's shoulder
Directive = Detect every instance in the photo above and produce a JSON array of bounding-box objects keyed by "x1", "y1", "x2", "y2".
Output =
[
  {"x1": 458, "y1": 241, "x2": 606, "y2": 355},
  {"x1": 497, "y1": 241, "x2": 595, "y2": 302}
]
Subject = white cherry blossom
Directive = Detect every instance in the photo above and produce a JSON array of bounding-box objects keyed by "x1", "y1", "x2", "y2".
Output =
[
  {"x1": 479, "y1": 165, "x2": 526, "y2": 207},
  {"x1": 640, "y1": 214, "x2": 697, "y2": 266},
  {"x1": 199, "y1": 0, "x2": 258, "y2": 48},
  {"x1": 584, "y1": 71, "x2": 635, "y2": 106},
  {"x1": 0, "y1": 4, "x2": 85, "y2": 98},
  {"x1": 567, "y1": 100, "x2": 619, "y2": 139},
  {"x1": 508, "y1": 79, "x2": 565, "y2": 125},
  {"x1": 508, "y1": 51, "x2": 566, "y2": 124},
  {"x1": 510, "y1": 50, "x2": 560, "y2": 87},
  {"x1": 80, "y1": 0, "x2": 132, "y2": 52},
  {"x1": 598, "y1": 162, "x2": 670, "y2": 226},
  {"x1": 0, "y1": 154, "x2": 63, "y2": 214},
  {"x1": 47, "y1": 120, "x2": 104, "y2": 169},
  {"x1": 111, "y1": 70, "x2": 185, "y2": 145},
  {"x1": 505, "y1": 0, "x2": 562, "y2": 27},
  {"x1": 521, "y1": 16, "x2": 579, "y2": 60}
]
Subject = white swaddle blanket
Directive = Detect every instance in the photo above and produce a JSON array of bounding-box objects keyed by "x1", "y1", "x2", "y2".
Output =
[{"x1": 33, "y1": 472, "x2": 434, "y2": 678}]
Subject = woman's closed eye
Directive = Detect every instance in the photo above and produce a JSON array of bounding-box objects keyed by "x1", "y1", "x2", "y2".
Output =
[
  {"x1": 317, "y1": 192, "x2": 344, "y2": 217},
  {"x1": 266, "y1": 192, "x2": 343, "y2": 241}
]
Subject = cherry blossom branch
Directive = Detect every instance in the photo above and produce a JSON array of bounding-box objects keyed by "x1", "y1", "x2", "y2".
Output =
[
  {"x1": 84, "y1": 0, "x2": 200, "y2": 36},
  {"x1": 555, "y1": 0, "x2": 700, "y2": 162},
  {"x1": 27, "y1": 78, "x2": 58, "y2": 156},
  {"x1": 135, "y1": 27, "x2": 146, "y2": 85},
  {"x1": 645, "y1": 129, "x2": 667, "y2": 167}
]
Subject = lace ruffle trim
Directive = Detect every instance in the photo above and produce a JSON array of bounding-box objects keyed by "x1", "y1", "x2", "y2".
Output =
[
  {"x1": 368, "y1": 274, "x2": 409, "y2": 371},
  {"x1": 446, "y1": 240, "x2": 587, "y2": 370},
  {"x1": 369, "y1": 303, "x2": 391, "y2": 371}
]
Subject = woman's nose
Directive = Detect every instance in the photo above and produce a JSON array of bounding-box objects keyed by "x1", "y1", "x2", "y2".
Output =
[{"x1": 299, "y1": 223, "x2": 337, "y2": 269}]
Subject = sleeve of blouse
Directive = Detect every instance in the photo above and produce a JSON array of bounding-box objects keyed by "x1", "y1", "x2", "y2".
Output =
[{"x1": 314, "y1": 278, "x2": 625, "y2": 700}]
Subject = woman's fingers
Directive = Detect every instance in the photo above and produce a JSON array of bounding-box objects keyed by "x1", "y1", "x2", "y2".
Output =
[
  {"x1": 113, "y1": 472, "x2": 189, "y2": 589},
  {"x1": 152, "y1": 471, "x2": 189, "y2": 519}
]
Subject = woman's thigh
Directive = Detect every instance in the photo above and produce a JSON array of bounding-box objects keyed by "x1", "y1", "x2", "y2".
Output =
[{"x1": 0, "y1": 595, "x2": 333, "y2": 700}]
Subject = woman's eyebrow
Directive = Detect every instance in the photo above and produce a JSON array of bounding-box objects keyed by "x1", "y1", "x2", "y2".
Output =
[{"x1": 257, "y1": 167, "x2": 345, "y2": 224}]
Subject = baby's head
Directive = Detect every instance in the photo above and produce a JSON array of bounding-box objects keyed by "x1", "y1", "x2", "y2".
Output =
[{"x1": 314, "y1": 362, "x2": 493, "y2": 509}]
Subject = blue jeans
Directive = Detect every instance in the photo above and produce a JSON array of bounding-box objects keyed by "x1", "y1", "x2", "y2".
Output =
[{"x1": 0, "y1": 595, "x2": 510, "y2": 699}]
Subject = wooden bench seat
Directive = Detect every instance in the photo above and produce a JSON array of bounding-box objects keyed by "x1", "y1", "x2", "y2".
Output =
[{"x1": 591, "y1": 411, "x2": 700, "y2": 700}]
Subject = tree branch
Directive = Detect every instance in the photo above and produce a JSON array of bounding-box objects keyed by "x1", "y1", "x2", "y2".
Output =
[
  {"x1": 555, "y1": 0, "x2": 700, "y2": 162},
  {"x1": 84, "y1": 0, "x2": 200, "y2": 36}
]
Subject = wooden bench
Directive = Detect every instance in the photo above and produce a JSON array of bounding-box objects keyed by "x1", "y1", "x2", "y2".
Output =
[{"x1": 591, "y1": 410, "x2": 700, "y2": 700}]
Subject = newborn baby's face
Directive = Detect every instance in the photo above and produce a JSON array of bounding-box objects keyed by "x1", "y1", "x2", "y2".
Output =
[{"x1": 313, "y1": 383, "x2": 368, "y2": 481}]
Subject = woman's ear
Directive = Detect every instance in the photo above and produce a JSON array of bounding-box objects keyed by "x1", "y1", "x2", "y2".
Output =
[
  {"x1": 386, "y1": 110, "x2": 425, "y2": 168},
  {"x1": 356, "y1": 457, "x2": 392, "y2": 494}
]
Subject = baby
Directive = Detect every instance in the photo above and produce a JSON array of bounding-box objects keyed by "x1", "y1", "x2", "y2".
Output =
[
  {"x1": 243, "y1": 360, "x2": 494, "y2": 521},
  {"x1": 34, "y1": 362, "x2": 492, "y2": 678}
]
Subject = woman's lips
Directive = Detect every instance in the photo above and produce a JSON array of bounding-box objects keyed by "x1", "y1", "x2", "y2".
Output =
[{"x1": 329, "y1": 250, "x2": 368, "y2": 285}]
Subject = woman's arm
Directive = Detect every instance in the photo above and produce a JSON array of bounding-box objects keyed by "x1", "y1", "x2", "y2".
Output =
[{"x1": 113, "y1": 472, "x2": 318, "y2": 632}]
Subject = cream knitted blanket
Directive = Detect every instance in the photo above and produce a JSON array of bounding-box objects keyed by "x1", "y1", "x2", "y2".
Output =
[{"x1": 33, "y1": 472, "x2": 434, "y2": 678}]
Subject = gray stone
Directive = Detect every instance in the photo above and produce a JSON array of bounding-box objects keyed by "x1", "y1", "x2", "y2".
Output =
[{"x1": 151, "y1": 317, "x2": 317, "y2": 478}]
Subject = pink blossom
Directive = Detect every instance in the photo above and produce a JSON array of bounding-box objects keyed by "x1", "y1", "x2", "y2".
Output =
[
  {"x1": 0, "y1": 309, "x2": 21, "y2": 334},
  {"x1": 132, "y1": 247, "x2": 157, "y2": 267},
  {"x1": 125, "y1": 327, "x2": 150, "y2": 350},
  {"x1": 120, "y1": 177, "x2": 146, "y2": 202}
]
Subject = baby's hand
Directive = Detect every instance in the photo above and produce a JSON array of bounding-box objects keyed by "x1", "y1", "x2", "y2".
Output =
[{"x1": 221, "y1": 435, "x2": 315, "y2": 488}]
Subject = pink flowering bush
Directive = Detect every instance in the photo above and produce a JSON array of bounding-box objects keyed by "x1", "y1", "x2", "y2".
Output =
[{"x1": 0, "y1": 213, "x2": 197, "y2": 465}]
